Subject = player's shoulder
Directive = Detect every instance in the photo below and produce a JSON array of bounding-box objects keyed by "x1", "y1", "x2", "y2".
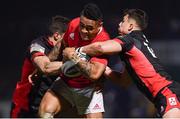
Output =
[
  {"x1": 101, "y1": 27, "x2": 110, "y2": 38},
  {"x1": 31, "y1": 36, "x2": 46, "y2": 45},
  {"x1": 93, "y1": 27, "x2": 110, "y2": 42},
  {"x1": 65, "y1": 17, "x2": 80, "y2": 36},
  {"x1": 29, "y1": 36, "x2": 47, "y2": 51},
  {"x1": 69, "y1": 17, "x2": 80, "y2": 28},
  {"x1": 116, "y1": 34, "x2": 134, "y2": 43}
]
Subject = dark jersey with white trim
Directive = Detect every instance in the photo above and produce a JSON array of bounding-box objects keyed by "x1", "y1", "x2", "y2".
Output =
[
  {"x1": 113, "y1": 30, "x2": 172, "y2": 102},
  {"x1": 11, "y1": 36, "x2": 58, "y2": 117}
]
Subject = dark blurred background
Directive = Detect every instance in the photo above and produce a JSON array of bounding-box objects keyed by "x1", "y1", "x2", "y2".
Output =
[{"x1": 0, "y1": 0, "x2": 180, "y2": 117}]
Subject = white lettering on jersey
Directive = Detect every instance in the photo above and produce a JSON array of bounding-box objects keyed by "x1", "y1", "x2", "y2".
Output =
[
  {"x1": 143, "y1": 42, "x2": 157, "y2": 58},
  {"x1": 142, "y1": 34, "x2": 157, "y2": 58}
]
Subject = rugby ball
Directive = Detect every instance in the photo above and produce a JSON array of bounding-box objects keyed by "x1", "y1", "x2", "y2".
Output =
[
  {"x1": 61, "y1": 60, "x2": 81, "y2": 77},
  {"x1": 61, "y1": 52, "x2": 90, "y2": 77}
]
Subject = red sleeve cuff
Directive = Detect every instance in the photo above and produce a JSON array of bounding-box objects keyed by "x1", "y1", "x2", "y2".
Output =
[{"x1": 31, "y1": 52, "x2": 45, "y2": 61}]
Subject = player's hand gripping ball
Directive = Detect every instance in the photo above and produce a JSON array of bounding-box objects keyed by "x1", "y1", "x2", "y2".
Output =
[{"x1": 61, "y1": 47, "x2": 90, "y2": 77}]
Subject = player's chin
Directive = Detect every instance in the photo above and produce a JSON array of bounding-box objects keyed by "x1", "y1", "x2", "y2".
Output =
[
  {"x1": 80, "y1": 34, "x2": 89, "y2": 40},
  {"x1": 82, "y1": 36, "x2": 90, "y2": 41}
]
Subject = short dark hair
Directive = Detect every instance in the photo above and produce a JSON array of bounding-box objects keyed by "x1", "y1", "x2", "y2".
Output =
[
  {"x1": 123, "y1": 9, "x2": 148, "y2": 30},
  {"x1": 80, "y1": 3, "x2": 103, "y2": 21},
  {"x1": 47, "y1": 15, "x2": 70, "y2": 36}
]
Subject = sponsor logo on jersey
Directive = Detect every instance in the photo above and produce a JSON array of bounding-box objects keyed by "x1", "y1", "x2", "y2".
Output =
[
  {"x1": 70, "y1": 33, "x2": 75, "y2": 40},
  {"x1": 93, "y1": 104, "x2": 101, "y2": 110}
]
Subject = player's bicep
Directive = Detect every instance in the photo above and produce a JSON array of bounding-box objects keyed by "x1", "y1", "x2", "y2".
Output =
[{"x1": 100, "y1": 40, "x2": 122, "y2": 54}]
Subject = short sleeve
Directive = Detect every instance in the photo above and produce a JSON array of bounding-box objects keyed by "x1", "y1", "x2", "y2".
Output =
[
  {"x1": 113, "y1": 35, "x2": 134, "y2": 52},
  {"x1": 29, "y1": 41, "x2": 46, "y2": 60}
]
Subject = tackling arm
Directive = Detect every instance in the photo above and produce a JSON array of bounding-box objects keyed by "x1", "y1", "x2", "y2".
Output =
[
  {"x1": 81, "y1": 40, "x2": 122, "y2": 56},
  {"x1": 33, "y1": 56, "x2": 63, "y2": 75},
  {"x1": 32, "y1": 39, "x2": 65, "y2": 76}
]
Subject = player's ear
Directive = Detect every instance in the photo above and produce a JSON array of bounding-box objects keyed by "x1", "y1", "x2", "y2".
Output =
[
  {"x1": 128, "y1": 23, "x2": 133, "y2": 31},
  {"x1": 53, "y1": 32, "x2": 62, "y2": 41},
  {"x1": 54, "y1": 32, "x2": 59, "y2": 37}
]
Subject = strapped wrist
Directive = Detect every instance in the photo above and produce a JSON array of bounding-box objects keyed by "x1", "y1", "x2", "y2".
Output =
[{"x1": 76, "y1": 47, "x2": 84, "y2": 53}]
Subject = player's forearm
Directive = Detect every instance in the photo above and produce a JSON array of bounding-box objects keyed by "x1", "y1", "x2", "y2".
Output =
[
  {"x1": 70, "y1": 52, "x2": 104, "y2": 81},
  {"x1": 33, "y1": 56, "x2": 51, "y2": 73},
  {"x1": 81, "y1": 40, "x2": 122, "y2": 56},
  {"x1": 77, "y1": 61, "x2": 105, "y2": 81},
  {"x1": 44, "y1": 61, "x2": 63, "y2": 75},
  {"x1": 80, "y1": 42, "x2": 104, "y2": 56}
]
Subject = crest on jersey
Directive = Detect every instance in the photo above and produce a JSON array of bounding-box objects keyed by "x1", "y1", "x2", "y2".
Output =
[{"x1": 70, "y1": 33, "x2": 75, "y2": 40}]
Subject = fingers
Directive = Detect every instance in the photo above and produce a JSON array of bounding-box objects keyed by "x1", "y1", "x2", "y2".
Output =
[
  {"x1": 28, "y1": 73, "x2": 39, "y2": 85},
  {"x1": 62, "y1": 47, "x2": 76, "y2": 60},
  {"x1": 28, "y1": 74, "x2": 34, "y2": 85}
]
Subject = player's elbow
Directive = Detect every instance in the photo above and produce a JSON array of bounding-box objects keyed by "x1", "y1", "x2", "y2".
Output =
[
  {"x1": 89, "y1": 73, "x2": 101, "y2": 81},
  {"x1": 44, "y1": 69, "x2": 52, "y2": 74},
  {"x1": 88, "y1": 68, "x2": 105, "y2": 81},
  {"x1": 92, "y1": 42, "x2": 104, "y2": 55}
]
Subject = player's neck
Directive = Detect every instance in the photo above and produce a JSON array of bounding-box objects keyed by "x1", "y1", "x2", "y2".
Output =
[
  {"x1": 133, "y1": 26, "x2": 141, "y2": 31},
  {"x1": 48, "y1": 36, "x2": 57, "y2": 46}
]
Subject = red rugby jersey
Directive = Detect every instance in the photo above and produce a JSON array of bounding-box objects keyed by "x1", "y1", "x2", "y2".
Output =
[{"x1": 62, "y1": 17, "x2": 110, "y2": 88}]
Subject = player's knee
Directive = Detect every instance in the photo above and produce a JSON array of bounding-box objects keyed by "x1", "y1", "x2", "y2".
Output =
[
  {"x1": 163, "y1": 108, "x2": 180, "y2": 118},
  {"x1": 39, "y1": 100, "x2": 60, "y2": 118},
  {"x1": 38, "y1": 91, "x2": 60, "y2": 117},
  {"x1": 40, "y1": 102, "x2": 55, "y2": 113}
]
